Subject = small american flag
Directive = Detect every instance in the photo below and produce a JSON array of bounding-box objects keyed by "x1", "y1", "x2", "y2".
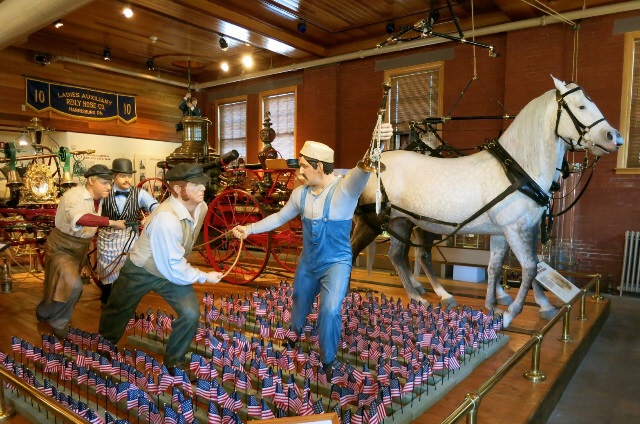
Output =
[
  {"x1": 207, "y1": 401, "x2": 221, "y2": 424},
  {"x1": 247, "y1": 394, "x2": 261, "y2": 417}
]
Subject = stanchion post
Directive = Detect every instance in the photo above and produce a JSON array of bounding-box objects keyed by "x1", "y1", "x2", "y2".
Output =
[
  {"x1": 465, "y1": 392, "x2": 480, "y2": 424},
  {"x1": 577, "y1": 288, "x2": 588, "y2": 321},
  {"x1": 501, "y1": 265, "x2": 511, "y2": 291},
  {"x1": 558, "y1": 304, "x2": 573, "y2": 343},
  {"x1": 0, "y1": 377, "x2": 16, "y2": 421},
  {"x1": 523, "y1": 333, "x2": 546, "y2": 382},
  {"x1": 591, "y1": 274, "x2": 604, "y2": 302}
]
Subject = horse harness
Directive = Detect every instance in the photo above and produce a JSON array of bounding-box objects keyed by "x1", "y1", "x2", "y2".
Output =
[{"x1": 356, "y1": 84, "x2": 602, "y2": 248}]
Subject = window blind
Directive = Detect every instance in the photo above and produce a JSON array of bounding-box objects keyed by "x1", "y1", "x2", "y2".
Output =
[
  {"x1": 218, "y1": 100, "x2": 247, "y2": 158},
  {"x1": 262, "y1": 92, "x2": 295, "y2": 160}
]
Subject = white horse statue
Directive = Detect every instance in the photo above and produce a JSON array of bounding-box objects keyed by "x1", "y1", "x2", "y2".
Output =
[{"x1": 354, "y1": 76, "x2": 623, "y2": 328}]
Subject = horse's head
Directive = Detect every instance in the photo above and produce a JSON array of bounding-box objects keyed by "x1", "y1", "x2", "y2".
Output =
[{"x1": 552, "y1": 76, "x2": 623, "y2": 156}]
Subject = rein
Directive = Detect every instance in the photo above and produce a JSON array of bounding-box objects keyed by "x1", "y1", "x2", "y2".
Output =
[{"x1": 555, "y1": 86, "x2": 605, "y2": 151}]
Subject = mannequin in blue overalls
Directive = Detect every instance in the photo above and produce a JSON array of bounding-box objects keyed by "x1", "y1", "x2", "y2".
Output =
[{"x1": 232, "y1": 125, "x2": 393, "y2": 375}]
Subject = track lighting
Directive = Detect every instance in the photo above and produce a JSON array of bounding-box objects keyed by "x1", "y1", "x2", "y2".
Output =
[
  {"x1": 146, "y1": 58, "x2": 155, "y2": 70},
  {"x1": 122, "y1": 5, "x2": 133, "y2": 18},
  {"x1": 385, "y1": 21, "x2": 395, "y2": 34},
  {"x1": 54, "y1": 20, "x2": 63, "y2": 29},
  {"x1": 297, "y1": 19, "x2": 307, "y2": 34},
  {"x1": 219, "y1": 36, "x2": 228, "y2": 51},
  {"x1": 242, "y1": 55, "x2": 253, "y2": 68},
  {"x1": 103, "y1": 48, "x2": 111, "y2": 61},
  {"x1": 220, "y1": 62, "x2": 229, "y2": 72}
]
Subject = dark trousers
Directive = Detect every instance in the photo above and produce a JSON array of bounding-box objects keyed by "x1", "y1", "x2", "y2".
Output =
[{"x1": 99, "y1": 259, "x2": 199, "y2": 368}]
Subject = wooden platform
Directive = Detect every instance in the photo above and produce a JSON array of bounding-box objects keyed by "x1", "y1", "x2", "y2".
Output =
[{"x1": 0, "y1": 255, "x2": 609, "y2": 423}]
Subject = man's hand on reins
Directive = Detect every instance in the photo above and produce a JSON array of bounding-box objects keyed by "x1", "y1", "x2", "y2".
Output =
[{"x1": 205, "y1": 271, "x2": 223, "y2": 284}]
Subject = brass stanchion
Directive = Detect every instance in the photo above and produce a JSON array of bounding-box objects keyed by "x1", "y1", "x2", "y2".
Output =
[
  {"x1": 558, "y1": 304, "x2": 573, "y2": 343},
  {"x1": 523, "y1": 333, "x2": 546, "y2": 382},
  {"x1": 577, "y1": 288, "x2": 588, "y2": 321},
  {"x1": 465, "y1": 392, "x2": 481, "y2": 424},
  {"x1": 0, "y1": 377, "x2": 16, "y2": 421},
  {"x1": 591, "y1": 274, "x2": 604, "y2": 302},
  {"x1": 501, "y1": 264, "x2": 511, "y2": 291}
]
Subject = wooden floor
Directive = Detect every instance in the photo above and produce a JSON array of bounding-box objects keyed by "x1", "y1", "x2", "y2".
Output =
[{"x1": 0, "y1": 254, "x2": 608, "y2": 423}]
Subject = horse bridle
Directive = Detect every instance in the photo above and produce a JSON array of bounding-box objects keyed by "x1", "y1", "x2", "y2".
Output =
[{"x1": 555, "y1": 85, "x2": 606, "y2": 151}]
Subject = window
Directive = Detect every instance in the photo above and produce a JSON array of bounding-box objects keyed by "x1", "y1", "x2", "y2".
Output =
[
  {"x1": 217, "y1": 98, "x2": 247, "y2": 159},
  {"x1": 618, "y1": 31, "x2": 640, "y2": 173},
  {"x1": 384, "y1": 63, "x2": 443, "y2": 150},
  {"x1": 260, "y1": 88, "x2": 296, "y2": 160}
]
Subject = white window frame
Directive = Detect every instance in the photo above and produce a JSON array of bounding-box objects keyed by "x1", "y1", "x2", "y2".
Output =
[{"x1": 617, "y1": 30, "x2": 640, "y2": 173}]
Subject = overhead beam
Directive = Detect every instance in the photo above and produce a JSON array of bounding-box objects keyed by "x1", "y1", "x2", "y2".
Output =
[
  {"x1": 0, "y1": 0, "x2": 95, "y2": 51},
  {"x1": 131, "y1": 0, "x2": 326, "y2": 58}
]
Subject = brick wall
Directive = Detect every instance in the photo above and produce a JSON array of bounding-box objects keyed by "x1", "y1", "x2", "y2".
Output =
[{"x1": 304, "y1": 10, "x2": 639, "y2": 283}]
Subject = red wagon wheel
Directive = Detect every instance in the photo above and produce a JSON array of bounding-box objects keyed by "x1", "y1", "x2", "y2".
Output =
[
  {"x1": 137, "y1": 177, "x2": 171, "y2": 209},
  {"x1": 85, "y1": 237, "x2": 102, "y2": 286},
  {"x1": 270, "y1": 216, "x2": 303, "y2": 272},
  {"x1": 203, "y1": 189, "x2": 271, "y2": 284}
]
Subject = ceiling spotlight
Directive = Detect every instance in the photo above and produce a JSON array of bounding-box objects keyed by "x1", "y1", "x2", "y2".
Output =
[
  {"x1": 220, "y1": 61, "x2": 229, "y2": 72},
  {"x1": 385, "y1": 21, "x2": 395, "y2": 34},
  {"x1": 146, "y1": 58, "x2": 155, "y2": 70},
  {"x1": 242, "y1": 55, "x2": 253, "y2": 68},
  {"x1": 122, "y1": 5, "x2": 133, "y2": 18},
  {"x1": 297, "y1": 19, "x2": 307, "y2": 34},
  {"x1": 219, "y1": 36, "x2": 228, "y2": 51},
  {"x1": 103, "y1": 48, "x2": 111, "y2": 61},
  {"x1": 54, "y1": 20, "x2": 63, "y2": 29}
]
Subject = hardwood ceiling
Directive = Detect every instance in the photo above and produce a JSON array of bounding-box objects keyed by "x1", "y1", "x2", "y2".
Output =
[{"x1": 8, "y1": 0, "x2": 632, "y2": 86}]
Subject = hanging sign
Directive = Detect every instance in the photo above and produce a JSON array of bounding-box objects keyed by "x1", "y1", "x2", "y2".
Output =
[{"x1": 25, "y1": 78, "x2": 137, "y2": 124}]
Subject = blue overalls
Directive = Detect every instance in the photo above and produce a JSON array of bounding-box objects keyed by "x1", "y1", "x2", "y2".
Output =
[{"x1": 290, "y1": 179, "x2": 353, "y2": 365}]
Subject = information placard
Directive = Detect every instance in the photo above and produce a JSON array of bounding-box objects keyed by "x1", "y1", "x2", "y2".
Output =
[{"x1": 535, "y1": 261, "x2": 581, "y2": 303}]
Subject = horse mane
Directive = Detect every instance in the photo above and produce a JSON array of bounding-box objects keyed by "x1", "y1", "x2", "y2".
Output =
[{"x1": 497, "y1": 88, "x2": 562, "y2": 185}]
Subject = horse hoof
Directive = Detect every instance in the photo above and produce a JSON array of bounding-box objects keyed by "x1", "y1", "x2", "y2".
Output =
[
  {"x1": 412, "y1": 284, "x2": 426, "y2": 295},
  {"x1": 539, "y1": 308, "x2": 557, "y2": 321},
  {"x1": 441, "y1": 296, "x2": 457, "y2": 307},
  {"x1": 502, "y1": 312, "x2": 513, "y2": 328},
  {"x1": 497, "y1": 295, "x2": 513, "y2": 306}
]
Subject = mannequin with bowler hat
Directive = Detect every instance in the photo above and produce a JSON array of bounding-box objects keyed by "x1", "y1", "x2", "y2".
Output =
[
  {"x1": 96, "y1": 158, "x2": 159, "y2": 305},
  {"x1": 100, "y1": 163, "x2": 222, "y2": 372},
  {"x1": 36, "y1": 164, "x2": 127, "y2": 339}
]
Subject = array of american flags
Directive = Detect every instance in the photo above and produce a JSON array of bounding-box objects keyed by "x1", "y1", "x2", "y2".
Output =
[{"x1": 2, "y1": 281, "x2": 502, "y2": 423}]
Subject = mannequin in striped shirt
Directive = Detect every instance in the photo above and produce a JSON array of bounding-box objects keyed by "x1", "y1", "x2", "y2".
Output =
[{"x1": 97, "y1": 158, "x2": 158, "y2": 305}]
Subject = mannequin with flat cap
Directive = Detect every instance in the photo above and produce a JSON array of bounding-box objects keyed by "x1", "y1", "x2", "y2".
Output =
[
  {"x1": 100, "y1": 163, "x2": 222, "y2": 373},
  {"x1": 36, "y1": 164, "x2": 127, "y2": 339},
  {"x1": 232, "y1": 123, "x2": 393, "y2": 379},
  {"x1": 96, "y1": 158, "x2": 159, "y2": 305}
]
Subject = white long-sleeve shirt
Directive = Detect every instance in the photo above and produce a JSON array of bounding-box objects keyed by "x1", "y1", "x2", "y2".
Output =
[{"x1": 248, "y1": 167, "x2": 370, "y2": 235}]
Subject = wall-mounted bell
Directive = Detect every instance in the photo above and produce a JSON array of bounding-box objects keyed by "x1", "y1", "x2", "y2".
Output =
[{"x1": 59, "y1": 170, "x2": 77, "y2": 188}]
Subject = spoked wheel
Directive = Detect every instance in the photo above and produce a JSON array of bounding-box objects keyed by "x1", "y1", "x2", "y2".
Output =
[
  {"x1": 85, "y1": 236, "x2": 102, "y2": 287},
  {"x1": 271, "y1": 216, "x2": 302, "y2": 272},
  {"x1": 204, "y1": 189, "x2": 270, "y2": 284},
  {"x1": 137, "y1": 178, "x2": 171, "y2": 208}
]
